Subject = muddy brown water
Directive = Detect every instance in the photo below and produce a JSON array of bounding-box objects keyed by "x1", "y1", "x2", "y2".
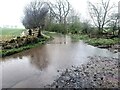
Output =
[{"x1": 0, "y1": 35, "x2": 119, "y2": 88}]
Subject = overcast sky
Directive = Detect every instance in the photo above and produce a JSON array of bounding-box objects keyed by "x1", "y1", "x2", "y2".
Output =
[{"x1": 0, "y1": 0, "x2": 119, "y2": 28}]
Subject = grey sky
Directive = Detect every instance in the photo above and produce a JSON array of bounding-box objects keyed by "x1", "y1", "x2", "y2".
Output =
[{"x1": 0, "y1": 0, "x2": 119, "y2": 28}]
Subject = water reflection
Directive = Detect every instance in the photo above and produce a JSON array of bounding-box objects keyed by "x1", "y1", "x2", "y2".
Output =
[
  {"x1": 1, "y1": 35, "x2": 119, "y2": 88},
  {"x1": 29, "y1": 46, "x2": 49, "y2": 70},
  {"x1": 47, "y1": 35, "x2": 71, "y2": 44}
]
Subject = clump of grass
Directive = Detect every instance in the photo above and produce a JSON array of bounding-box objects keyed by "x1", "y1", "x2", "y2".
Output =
[
  {"x1": 71, "y1": 34, "x2": 119, "y2": 46},
  {"x1": 70, "y1": 34, "x2": 89, "y2": 41},
  {"x1": 85, "y1": 38, "x2": 119, "y2": 46}
]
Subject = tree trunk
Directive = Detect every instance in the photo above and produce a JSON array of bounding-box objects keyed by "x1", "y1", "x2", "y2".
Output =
[
  {"x1": 37, "y1": 27, "x2": 42, "y2": 38},
  {"x1": 118, "y1": 29, "x2": 120, "y2": 38},
  {"x1": 98, "y1": 27, "x2": 102, "y2": 38},
  {"x1": 28, "y1": 29, "x2": 32, "y2": 36},
  {"x1": 63, "y1": 17, "x2": 68, "y2": 34}
]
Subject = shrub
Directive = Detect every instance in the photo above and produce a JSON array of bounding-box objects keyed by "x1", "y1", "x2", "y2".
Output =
[
  {"x1": 46, "y1": 23, "x2": 65, "y2": 33},
  {"x1": 68, "y1": 22, "x2": 82, "y2": 34}
]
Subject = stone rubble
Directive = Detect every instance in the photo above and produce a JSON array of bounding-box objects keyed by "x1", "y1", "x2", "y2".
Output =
[{"x1": 46, "y1": 56, "x2": 119, "y2": 88}]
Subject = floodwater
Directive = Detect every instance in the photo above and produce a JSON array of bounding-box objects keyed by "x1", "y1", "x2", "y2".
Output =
[{"x1": 0, "y1": 35, "x2": 119, "y2": 88}]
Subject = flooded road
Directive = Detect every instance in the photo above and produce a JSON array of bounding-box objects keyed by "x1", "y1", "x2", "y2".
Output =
[{"x1": 0, "y1": 35, "x2": 118, "y2": 88}]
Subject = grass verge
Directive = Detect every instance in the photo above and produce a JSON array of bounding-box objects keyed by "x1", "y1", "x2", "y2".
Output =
[
  {"x1": 0, "y1": 36, "x2": 53, "y2": 58},
  {"x1": 71, "y1": 34, "x2": 119, "y2": 46}
]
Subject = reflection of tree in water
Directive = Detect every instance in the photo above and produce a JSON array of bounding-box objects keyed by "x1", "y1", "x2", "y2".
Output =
[
  {"x1": 1, "y1": 45, "x2": 50, "y2": 70},
  {"x1": 29, "y1": 46, "x2": 49, "y2": 70},
  {"x1": 51, "y1": 35, "x2": 71, "y2": 44},
  {"x1": 1, "y1": 36, "x2": 72, "y2": 63}
]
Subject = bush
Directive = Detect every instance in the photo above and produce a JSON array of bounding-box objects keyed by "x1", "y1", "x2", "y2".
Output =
[
  {"x1": 85, "y1": 38, "x2": 119, "y2": 46},
  {"x1": 46, "y1": 23, "x2": 65, "y2": 34},
  {"x1": 68, "y1": 22, "x2": 82, "y2": 34},
  {"x1": 71, "y1": 34, "x2": 89, "y2": 41},
  {"x1": 71, "y1": 34, "x2": 119, "y2": 46},
  {"x1": 81, "y1": 22, "x2": 92, "y2": 34}
]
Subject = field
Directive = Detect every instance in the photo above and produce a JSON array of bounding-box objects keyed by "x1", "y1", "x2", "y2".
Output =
[{"x1": 0, "y1": 28, "x2": 25, "y2": 41}]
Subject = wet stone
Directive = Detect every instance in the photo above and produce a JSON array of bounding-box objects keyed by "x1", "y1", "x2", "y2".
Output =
[{"x1": 46, "y1": 56, "x2": 118, "y2": 88}]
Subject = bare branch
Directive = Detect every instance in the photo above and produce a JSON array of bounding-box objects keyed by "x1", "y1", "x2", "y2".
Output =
[{"x1": 88, "y1": 0, "x2": 115, "y2": 33}]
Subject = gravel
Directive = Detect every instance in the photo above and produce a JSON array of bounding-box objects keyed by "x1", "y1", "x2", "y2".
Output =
[{"x1": 45, "y1": 56, "x2": 119, "y2": 88}]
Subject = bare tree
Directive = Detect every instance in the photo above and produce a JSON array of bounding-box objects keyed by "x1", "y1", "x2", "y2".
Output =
[
  {"x1": 46, "y1": 0, "x2": 71, "y2": 33},
  {"x1": 67, "y1": 8, "x2": 80, "y2": 24},
  {"x1": 22, "y1": 0, "x2": 49, "y2": 37},
  {"x1": 88, "y1": 0, "x2": 115, "y2": 35},
  {"x1": 82, "y1": 20, "x2": 92, "y2": 34},
  {"x1": 108, "y1": 13, "x2": 119, "y2": 36},
  {"x1": 43, "y1": 2, "x2": 57, "y2": 30},
  {"x1": 54, "y1": 0, "x2": 71, "y2": 24}
]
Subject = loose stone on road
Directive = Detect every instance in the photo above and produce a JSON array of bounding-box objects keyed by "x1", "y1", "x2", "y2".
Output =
[{"x1": 46, "y1": 56, "x2": 119, "y2": 88}]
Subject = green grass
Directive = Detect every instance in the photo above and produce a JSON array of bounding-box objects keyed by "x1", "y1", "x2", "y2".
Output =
[
  {"x1": 71, "y1": 34, "x2": 89, "y2": 41},
  {"x1": 71, "y1": 34, "x2": 119, "y2": 46},
  {"x1": 0, "y1": 28, "x2": 25, "y2": 35},
  {"x1": 0, "y1": 28, "x2": 25, "y2": 41},
  {"x1": 85, "y1": 38, "x2": 119, "y2": 46}
]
